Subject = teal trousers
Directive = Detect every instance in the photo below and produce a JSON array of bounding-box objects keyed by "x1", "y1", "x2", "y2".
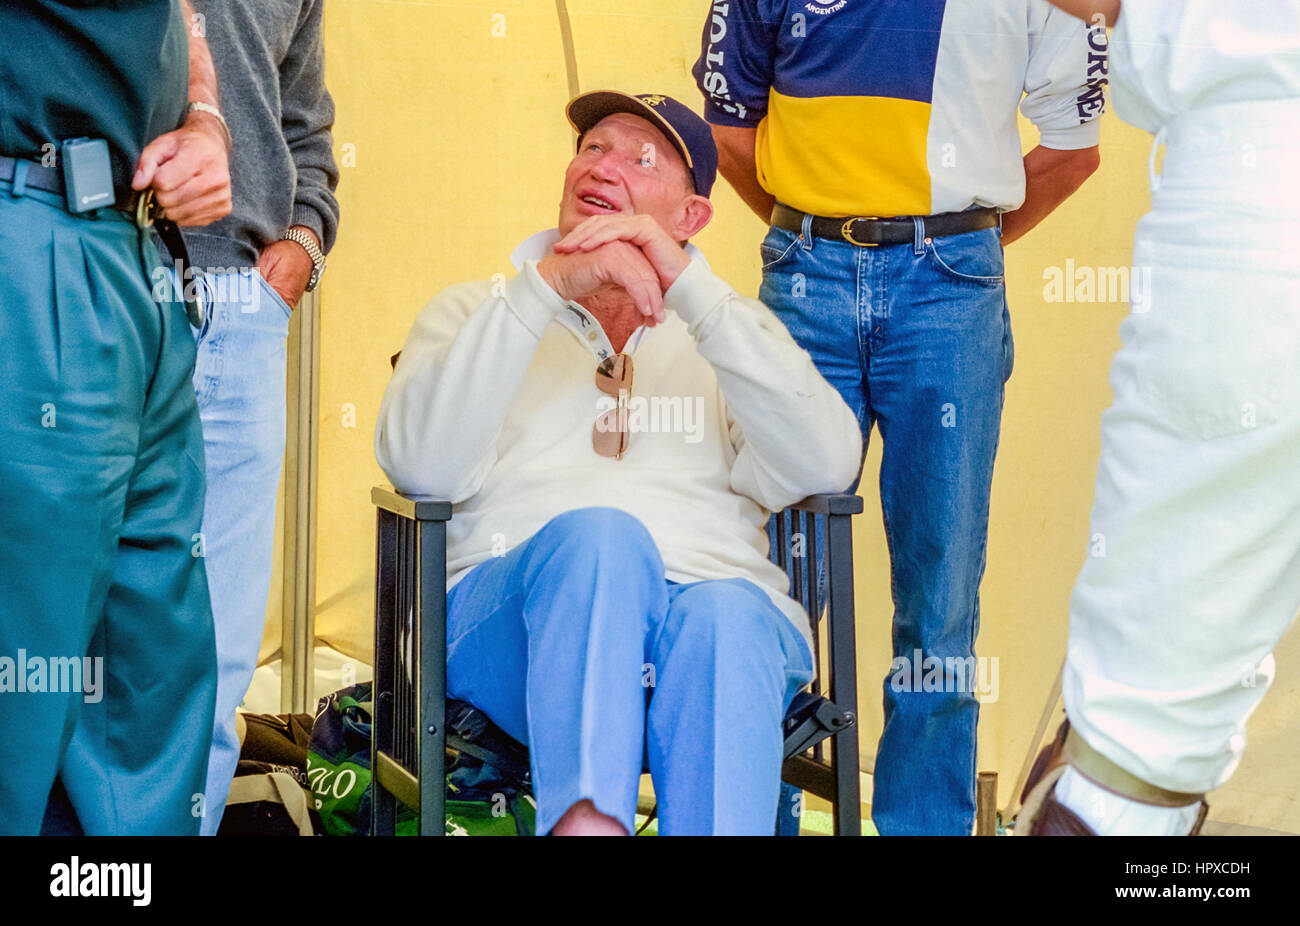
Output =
[{"x1": 0, "y1": 182, "x2": 216, "y2": 835}]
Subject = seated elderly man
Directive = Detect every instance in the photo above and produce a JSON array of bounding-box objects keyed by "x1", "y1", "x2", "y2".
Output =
[{"x1": 375, "y1": 91, "x2": 861, "y2": 836}]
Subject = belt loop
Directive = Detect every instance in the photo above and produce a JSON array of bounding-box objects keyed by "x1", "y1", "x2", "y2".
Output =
[
  {"x1": 799, "y1": 211, "x2": 814, "y2": 250},
  {"x1": 9, "y1": 161, "x2": 28, "y2": 198},
  {"x1": 912, "y1": 215, "x2": 925, "y2": 255}
]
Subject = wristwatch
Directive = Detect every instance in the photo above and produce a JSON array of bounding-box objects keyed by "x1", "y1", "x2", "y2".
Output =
[
  {"x1": 185, "y1": 101, "x2": 232, "y2": 149},
  {"x1": 283, "y1": 227, "x2": 327, "y2": 291}
]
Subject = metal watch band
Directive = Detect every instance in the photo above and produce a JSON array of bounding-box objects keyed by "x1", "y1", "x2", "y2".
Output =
[
  {"x1": 185, "y1": 101, "x2": 232, "y2": 148},
  {"x1": 283, "y1": 227, "x2": 326, "y2": 291}
]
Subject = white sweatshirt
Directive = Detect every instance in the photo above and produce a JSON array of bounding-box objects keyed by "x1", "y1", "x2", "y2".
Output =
[
  {"x1": 1109, "y1": 0, "x2": 1300, "y2": 134},
  {"x1": 374, "y1": 230, "x2": 863, "y2": 648}
]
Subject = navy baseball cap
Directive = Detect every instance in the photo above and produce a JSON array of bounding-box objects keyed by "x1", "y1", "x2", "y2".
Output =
[{"x1": 566, "y1": 90, "x2": 719, "y2": 198}]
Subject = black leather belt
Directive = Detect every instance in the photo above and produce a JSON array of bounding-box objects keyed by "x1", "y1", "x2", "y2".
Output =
[
  {"x1": 0, "y1": 155, "x2": 66, "y2": 198},
  {"x1": 1, "y1": 154, "x2": 203, "y2": 327},
  {"x1": 771, "y1": 202, "x2": 1000, "y2": 247},
  {"x1": 3, "y1": 154, "x2": 154, "y2": 222}
]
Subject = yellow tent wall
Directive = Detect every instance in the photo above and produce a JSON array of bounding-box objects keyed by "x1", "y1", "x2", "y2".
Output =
[{"x1": 254, "y1": 0, "x2": 1297, "y2": 831}]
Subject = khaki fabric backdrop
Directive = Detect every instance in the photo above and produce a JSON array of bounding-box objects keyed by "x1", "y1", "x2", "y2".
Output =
[{"x1": 255, "y1": 0, "x2": 1297, "y2": 828}]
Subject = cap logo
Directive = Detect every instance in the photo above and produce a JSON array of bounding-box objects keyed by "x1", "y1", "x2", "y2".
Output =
[{"x1": 641, "y1": 94, "x2": 668, "y2": 107}]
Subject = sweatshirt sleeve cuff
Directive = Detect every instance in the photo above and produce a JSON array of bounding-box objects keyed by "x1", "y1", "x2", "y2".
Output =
[
  {"x1": 290, "y1": 204, "x2": 330, "y2": 253},
  {"x1": 664, "y1": 258, "x2": 734, "y2": 332},
  {"x1": 504, "y1": 260, "x2": 568, "y2": 338}
]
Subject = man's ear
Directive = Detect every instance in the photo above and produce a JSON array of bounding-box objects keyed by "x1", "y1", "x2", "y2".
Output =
[{"x1": 674, "y1": 194, "x2": 713, "y2": 242}]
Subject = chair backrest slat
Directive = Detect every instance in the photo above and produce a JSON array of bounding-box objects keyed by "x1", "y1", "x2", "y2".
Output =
[
  {"x1": 774, "y1": 510, "x2": 788, "y2": 574},
  {"x1": 790, "y1": 510, "x2": 806, "y2": 615}
]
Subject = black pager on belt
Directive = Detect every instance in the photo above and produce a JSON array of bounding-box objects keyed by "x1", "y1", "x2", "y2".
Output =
[{"x1": 61, "y1": 138, "x2": 115, "y2": 214}]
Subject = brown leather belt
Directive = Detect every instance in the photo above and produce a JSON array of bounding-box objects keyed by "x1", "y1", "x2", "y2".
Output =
[{"x1": 771, "y1": 202, "x2": 1000, "y2": 247}]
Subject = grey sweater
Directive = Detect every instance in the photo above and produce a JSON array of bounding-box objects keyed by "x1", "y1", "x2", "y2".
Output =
[{"x1": 182, "y1": 0, "x2": 340, "y2": 271}]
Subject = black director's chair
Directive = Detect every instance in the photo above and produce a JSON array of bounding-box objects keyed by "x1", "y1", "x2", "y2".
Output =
[{"x1": 370, "y1": 485, "x2": 863, "y2": 835}]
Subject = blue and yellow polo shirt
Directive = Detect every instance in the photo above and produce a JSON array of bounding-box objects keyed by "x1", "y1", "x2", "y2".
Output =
[{"x1": 693, "y1": 0, "x2": 1107, "y2": 218}]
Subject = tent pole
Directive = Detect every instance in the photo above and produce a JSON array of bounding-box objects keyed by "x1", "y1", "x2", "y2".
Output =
[{"x1": 280, "y1": 287, "x2": 321, "y2": 713}]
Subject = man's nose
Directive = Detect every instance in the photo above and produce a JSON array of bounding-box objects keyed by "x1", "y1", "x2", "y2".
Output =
[{"x1": 588, "y1": 151, "x2": 620, "y2": 182}]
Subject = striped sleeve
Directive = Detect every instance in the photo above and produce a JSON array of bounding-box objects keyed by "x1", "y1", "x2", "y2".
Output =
[{"x1": 692, "y1": 0, "x2": 781, "y2": 127}]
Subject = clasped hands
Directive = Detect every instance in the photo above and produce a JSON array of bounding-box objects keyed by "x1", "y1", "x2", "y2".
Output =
[{"x1": 538, "y1": 214, "x2": 692, "y2": 326}]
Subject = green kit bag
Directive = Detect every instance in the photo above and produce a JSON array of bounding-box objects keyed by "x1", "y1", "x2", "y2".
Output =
[{"x1": 306, "y1": 683, "x2": 534, "y2": 836}]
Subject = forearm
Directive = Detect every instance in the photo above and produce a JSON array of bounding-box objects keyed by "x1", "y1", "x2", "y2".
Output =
[
  {"x1": 667, "y1": 262, "x2": 862, "y2": 508},
  {"x1": 375, "y1": 266, "x2": 561, "y2": 499},
  {"x1": 712, "y1": 125, "x2": 776, "y2": 224},
  {"x1": 180, "y1": 0, "x2": 223, "y2": 124},
  {"x1": 131, "y1": 1, "x2": 230, "y2": 218},
  {"x1": 1000, "y1": 144, "x2": 1100, "y2": 245},
  {"x1": 1045, "y1": 0, "x2": 1120, "y2": 26}
]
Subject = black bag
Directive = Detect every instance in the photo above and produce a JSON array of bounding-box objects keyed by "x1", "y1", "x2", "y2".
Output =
[{"x1": 217, "y1": 712, "x2": 321, "y2": 836}]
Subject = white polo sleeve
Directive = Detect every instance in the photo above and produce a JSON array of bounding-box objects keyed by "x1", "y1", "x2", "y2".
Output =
[{"x1": 1020, "y1": 0, "x2": 1108, "y2": 150}]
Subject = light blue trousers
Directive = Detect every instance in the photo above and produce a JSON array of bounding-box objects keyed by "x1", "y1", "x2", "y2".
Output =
[
  {"x1": 445, "y1": 507, "x2": 814, "y2": 836},
  {"x1": 185, "y1": 268, "x2": 293, "y2": 834}
]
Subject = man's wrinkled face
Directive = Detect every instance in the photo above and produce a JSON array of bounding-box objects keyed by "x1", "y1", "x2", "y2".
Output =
[{"x1": 558, "y1": 112, "x2": 696, "y2": 237}]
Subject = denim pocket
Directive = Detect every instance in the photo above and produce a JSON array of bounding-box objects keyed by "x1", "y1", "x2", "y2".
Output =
[
  {"x1": 925, "y1": 229, "x2": 1005, "y2": 286},
  {"x1": 255, "y1": 270, "x2": 295, "y2": 322},
  {"x1": 760, "y1": 226, "x2": 802, "y2": 271}
]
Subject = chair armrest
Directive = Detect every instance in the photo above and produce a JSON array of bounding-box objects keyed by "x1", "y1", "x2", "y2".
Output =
[
  {"x1": 791, "y1": 491, "x2": 863, "y2": 833},
  {"x1": 789, "y1": 493, "x2": 863, "y2": 516},
  {"x1": 371, "y1": 484, "x2": 453, "y2": 522},
  {"x1": 371, "y1": 483, "x2": 452, "y2": 834}
]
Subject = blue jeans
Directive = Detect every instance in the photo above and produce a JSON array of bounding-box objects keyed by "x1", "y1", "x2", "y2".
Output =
[
  {"x1": 186, "y1": 268, "x2": 293, "y2": 834},
  {"x1": 760, "y1": 218, "x2": 1013, "y2": 836},
  {"x1": 445, "y1": 507, "x2": 814, "y2": 836}
]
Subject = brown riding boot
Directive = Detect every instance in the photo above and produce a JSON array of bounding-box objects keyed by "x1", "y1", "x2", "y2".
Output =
[{"x1": 1016, "y1": 721, "x2": 1208, "y2": 836}]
